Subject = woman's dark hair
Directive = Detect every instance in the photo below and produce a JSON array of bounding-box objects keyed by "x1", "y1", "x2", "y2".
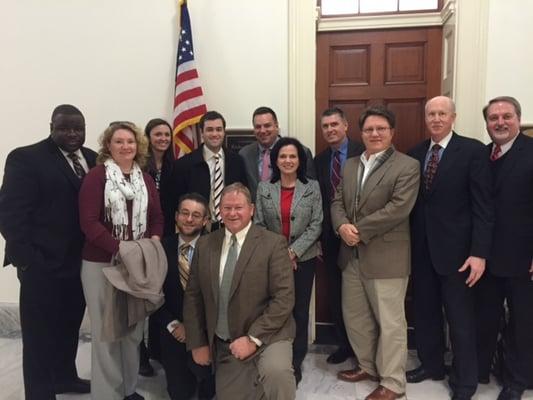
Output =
[
  {"x1": 144, "y1": 118, "x2": 174, "y2": 177},
  {"x1": 270, "y1": 137, "x2": 308, "y2": 184}
]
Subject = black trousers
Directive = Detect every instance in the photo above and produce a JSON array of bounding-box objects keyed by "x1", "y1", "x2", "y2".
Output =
[
  {"x1": 322, "y1": 235, "x2": 352, "y2": 353},
  {"x1": 292, "y1": 257, "x2": 316, "y2": 371},
  {"x1": 18, "y1": 267, "x2": 85, "y2": 400},
  {"x1": 412, "y1": 246, "x2": 478, "y2": 397},
  {"x1": 475, "y1": 270, "x2": 533, "y2": 391},
  {"x1": 159, "y1": 327, "x2": 214, "y2": 400}
]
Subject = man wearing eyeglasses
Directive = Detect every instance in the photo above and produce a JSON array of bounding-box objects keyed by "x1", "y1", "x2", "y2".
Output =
[
  {"x1": 152, "y1": 192, "x2": 215, "y2": 400},
  {"x1": 331, "y1": 106, "x2": 419, "y2": 400},
  {"x1": 0, "y1": 104, "x2": 96, "y2": 399},
  {"x1": 407, "y1": 96, "x2": 494, "y2": 400}
]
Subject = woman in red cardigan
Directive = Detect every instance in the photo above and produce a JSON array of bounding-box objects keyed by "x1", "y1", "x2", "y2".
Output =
[{"x1": 79, "y1": 121, "x2": 164, "y2": 400}]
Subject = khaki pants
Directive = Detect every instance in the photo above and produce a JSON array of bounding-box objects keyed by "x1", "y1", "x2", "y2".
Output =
[
  {"x1": 81, "y1": 260, "x2": 144, "y2": 400},
  {"x1": 342, "y1": 258, "x2": 408, "y2": 394},
  {"x1": 215, "y1": 338, "x2": 296, "y2": 400}
]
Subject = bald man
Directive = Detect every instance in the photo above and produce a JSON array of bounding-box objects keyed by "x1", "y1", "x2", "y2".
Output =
[{"x1": 407, "y1": 96, "x2": 494, "y2": 400}]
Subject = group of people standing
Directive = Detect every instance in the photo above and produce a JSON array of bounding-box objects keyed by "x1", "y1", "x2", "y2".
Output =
[{"x1": 0, "y1": 96, "x2": 530, "y2": 400}]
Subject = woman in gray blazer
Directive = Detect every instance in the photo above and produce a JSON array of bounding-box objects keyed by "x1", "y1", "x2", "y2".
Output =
[{"x1": 254, "y1": 137, "x2": 323, "y2": 384}]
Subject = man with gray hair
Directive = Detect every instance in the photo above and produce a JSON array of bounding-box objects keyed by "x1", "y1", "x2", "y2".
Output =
[
  {"x1": 475, "y1": 96, "x2": 533, "y2": 400},
  {"x1": 407, "y1": 96, "x2": 494, "y2": 400}
]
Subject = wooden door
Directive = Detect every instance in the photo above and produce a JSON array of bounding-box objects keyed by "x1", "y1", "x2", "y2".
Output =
[
  {"x1": 315, "y1": 27, "x2": 442, "y2": 341},
  {"x1": 316, "y1": 27, "x2": 442, "y2": 154}
]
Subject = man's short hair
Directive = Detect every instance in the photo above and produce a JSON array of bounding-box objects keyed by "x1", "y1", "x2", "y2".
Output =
[
  {"x1": 252, "y1": 106, "x2": 278, "y2": 124},
  {"x1": 199, "y1": 111, "x2": 226, "y2": 131},
  {"x1": 220, "y1": 183, "x2": 252, "y2": 205},
  {"x1": 51, "y1": 104, "x2": 84, "y2": 121},
  {"x1": 321, "y1": 107, "x2": 346, "y2": 121},
  {"x1": 482, "y1": 96, "x2": 522, "y2": 121},
  {"x1": 177, "y1": 192, "x2": 209, "y2": 217},
  {"x1": 358, "y1": 106, "x2": 396, "y2": 130}
]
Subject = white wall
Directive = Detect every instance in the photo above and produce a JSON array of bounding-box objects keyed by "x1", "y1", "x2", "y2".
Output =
[
  {"x1": 485, "y1": 0, "x2": 533, "y2": 124},
  {"x1": 0, "y1": 0, "x2": 288, "y2": 302},
  {"x1": 454, "y1": 0, "x2": 533, "y2": 141}
]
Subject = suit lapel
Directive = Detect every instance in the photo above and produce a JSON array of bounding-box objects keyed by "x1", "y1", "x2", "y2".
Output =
[
  {"x1": 290, "y1": 180, "x2": 306, "y2": 214},
  {"x1": 321, "y1": 150, "x2": 333, "y2": 200},
  {"x1": 494, "y1": 133, "x2": 524, "y2": 190},
  {"x1": 341, "y1": 158, "x2": 358, "y2": 222},
  {"x1": 46, "y1": 138, "x2": 82, "y2": 190},
  {"x1": 427, "y1": 133, "x2": 459, "y2": 195},
  {"x1": 228, "y1": 225, "x2": 260, "y2": 300},
  {"x1": 209, "y1": 230, "x2": 225, "y2": 303},
  {"x1": 357, "y1": 153, "x2": 394, "y2": 210},
  {"x1": 271, "y1": 181, "x2": 282, "y2": 222}
]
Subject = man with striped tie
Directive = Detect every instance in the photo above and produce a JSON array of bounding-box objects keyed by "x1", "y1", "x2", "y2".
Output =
[
  {"x1": 170, "y1": 111, "x2": 248, "y2": 233},
  {"x1": 153, "y1": 192, "x2": 215, "y2": 400}
]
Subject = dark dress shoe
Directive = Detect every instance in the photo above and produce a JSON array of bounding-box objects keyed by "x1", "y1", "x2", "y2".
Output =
[
  {"x1": 124, "y1": 393, "x2": 145, "y2": 400},
  {"x1": 451, "y1": 395, "x2": 471, "y2": 400},
  {"x1": 406, "y1": 366, "x2": 445, "y2": 383},
  {"x1": 337, "y1": 368, "x2": 379, "y2": 383},
  {"x1": 54, "y1": 377, "x2": 90, "y2": 394},
  {"x1": 365, "y1": 385, "x2": 404, "y2": 400},
  {"x1": 497, "y1": 386, "x2": 524, "y2": 400},
  {"x1": 138, "y1": 360, "x2": 155, "y2": 377},
  {"x1": 326, "y1": 347, "x2": 353, "y2": 364}
]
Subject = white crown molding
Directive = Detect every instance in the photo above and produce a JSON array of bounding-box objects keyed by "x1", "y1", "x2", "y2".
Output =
[{"x1": 317, "y1": 0, "x2": 456, "y2": 31}]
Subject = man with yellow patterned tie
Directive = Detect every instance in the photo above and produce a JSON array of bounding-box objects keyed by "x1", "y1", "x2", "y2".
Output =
[{"x1": 152, "y1": 193, "x2": 215, "y2": 400}]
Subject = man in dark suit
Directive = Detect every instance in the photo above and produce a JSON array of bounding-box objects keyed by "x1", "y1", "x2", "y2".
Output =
[
  {"x1": 475, "y1": 96, "x2": 533, "y2": 400},
  {"x1": 153, "y1": 192, "x2": 214, "y2": 400},
  {"x1": 314, "y1": 107, "x2": 364, "y2": 364},
  {"x1": 239, "y1": 106, "x2": 315, "y2": 200},
  {"x1": 169, "y1": 111, "x2": 248, "y2": 234},
  {"x1": 0, "y1": 104, "x2": 96, "y2": 399},
  {"x1": 184, "y1": 183, "x2": 296, "y2": 400},
  {"x1": 407, "y1": 96, "x2": 494, "y2": 400}
]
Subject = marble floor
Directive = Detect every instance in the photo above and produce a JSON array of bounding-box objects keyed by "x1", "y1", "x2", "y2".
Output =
[{"x1": 0, "y1": 338, "x2": 531, "y2": 400}]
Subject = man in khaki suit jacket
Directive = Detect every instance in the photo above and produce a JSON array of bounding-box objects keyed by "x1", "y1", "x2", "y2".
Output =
[
  {"x1": 331, "y1": 106, "x2": 419, "y2": 400},
  {"x1": 184, "y1": 183, "x2": 296, "y2": 400}
]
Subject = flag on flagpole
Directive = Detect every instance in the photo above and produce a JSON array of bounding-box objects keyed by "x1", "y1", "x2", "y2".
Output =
[{"x1": 173, "y1": 0, "x2": 207, "y2": 158}]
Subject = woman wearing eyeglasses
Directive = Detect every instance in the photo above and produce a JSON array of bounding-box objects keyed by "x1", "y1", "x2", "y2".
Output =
[{"x1": 79, "y1": 121, "x2": 164, "y2": 400}]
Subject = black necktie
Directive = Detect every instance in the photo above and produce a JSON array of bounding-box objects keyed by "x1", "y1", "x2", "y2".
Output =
[{"x1": 68, "y1": 153, "x2": 86, "y2": 178}]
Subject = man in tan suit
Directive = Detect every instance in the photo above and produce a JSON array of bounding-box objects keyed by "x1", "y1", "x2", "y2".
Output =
[
  {"x1": 331, "y1": 106, "x2": 420, "y2": 400},
  {"x1": 183, "y1": 183, "x2": 296, "y2": 400}
]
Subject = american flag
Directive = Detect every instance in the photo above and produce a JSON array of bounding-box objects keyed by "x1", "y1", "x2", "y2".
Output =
[{"x1": 173, "y1": 0, "x2": 207, "y2": 158}]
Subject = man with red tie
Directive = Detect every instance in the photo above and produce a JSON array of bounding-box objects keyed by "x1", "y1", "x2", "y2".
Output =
[
  {"x1": 475, "y1": 96, "x2": 533, "y2": 400},
  {"x1": 407, "y1": 96, "x2": 494, "y2": 400},
  {"x1": 314, "y1": 107, "x2": 364, "y2": 365}
]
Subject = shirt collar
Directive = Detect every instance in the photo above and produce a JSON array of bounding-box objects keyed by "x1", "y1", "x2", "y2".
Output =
[
  {"x1": 203, "y1": 145, "x2": 224, "y2": 161},
  {"x1": 493, "y1": 133, "x2": 519, "y2": 157},
  {"x1": 59, "y1": 147, "x2": 83, "y2": 158},
  {"x1": 331, "y1": 137, "x2": 349, "y2": 156},
  {"x1": 361, "y1": 147, "x2": 388, "y2": 164},
  {"x1": 224, "y1": 221, "x2": 252, "y2": 247},
  {"x1": 430, "y1": 131, "x2": 453, "y2": 149},
  {"x1": 259, "y1": 136, "x2": 280, "y2": 153},
  {"x1": 178, "y1": 233, "x2": 201, "y2": 249}
]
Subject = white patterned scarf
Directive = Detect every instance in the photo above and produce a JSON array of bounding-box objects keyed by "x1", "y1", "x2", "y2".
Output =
[{"x1": 104, "y1": 159, "x2": 148, "y2": 240}]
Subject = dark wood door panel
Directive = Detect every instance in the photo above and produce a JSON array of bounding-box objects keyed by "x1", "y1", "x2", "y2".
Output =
[{"x1": 316, "y1": 26, "x2": 442, "y2": 154}]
